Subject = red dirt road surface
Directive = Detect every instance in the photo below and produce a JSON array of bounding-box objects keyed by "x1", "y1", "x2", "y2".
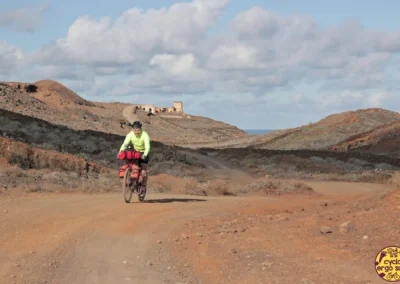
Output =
[{"x1": 1, "y1": 181, "x2": 398, "y2": 284}]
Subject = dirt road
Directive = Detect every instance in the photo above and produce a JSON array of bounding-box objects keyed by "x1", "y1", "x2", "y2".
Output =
[
  {"x1": 0, "y1": 192, "x2": 267, "y2": 284},
  {"x1": 0, "y1": 181, "x2": 397, "y2": 284}
]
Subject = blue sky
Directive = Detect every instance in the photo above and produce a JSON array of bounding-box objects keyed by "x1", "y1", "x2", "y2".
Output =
[
  {"x1": 4, "y1": 0, "x2": 400, "y2": 49},
  {"x1": 1, "y1": 0, "x2": 400, "y2": 129}
]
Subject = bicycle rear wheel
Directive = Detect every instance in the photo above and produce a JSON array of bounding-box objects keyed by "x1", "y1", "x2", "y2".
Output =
[
  {"x1": 137, "y1": 181, "x2": 146, "y2": 202},
  {"x1": 123, "y1": 167, "x2": 133, "y2": 203}
]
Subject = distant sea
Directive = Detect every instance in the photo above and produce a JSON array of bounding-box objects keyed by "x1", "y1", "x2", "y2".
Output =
[{"x1": 243, "y1": 129, "x2": 274, "y2": 135}]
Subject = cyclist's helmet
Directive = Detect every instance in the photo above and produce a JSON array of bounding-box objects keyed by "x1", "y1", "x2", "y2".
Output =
[{"x1": 131, "y1": 121, "x2": 142, "y2": 129}]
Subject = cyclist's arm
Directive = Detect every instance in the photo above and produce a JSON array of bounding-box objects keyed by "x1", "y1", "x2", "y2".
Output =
[
  {"x1": 143, "y1": 132, "x2": 150, "y2": 157},
  {"x1": 119, "y1": 132, "x2": 132, "y2": 153}
]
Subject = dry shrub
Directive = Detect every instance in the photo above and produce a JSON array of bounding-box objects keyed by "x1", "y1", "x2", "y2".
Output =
[
  {"x1": 388, "y1": 172, "x2": 400, "y2": 189},
  {"x1": 0, "y1": 166, "x2": 27, "y2": 178},
  {"x1": 310, "y1": 171, "x2": 393, "y2": 183},
  {"x1": 206, "y1": 179, "x2": 236, "y2": 196},
  {"x1": 264, "y1": 169, "x2": 393, "y2": 184},
  {"x1": 284, "y1": 182, "x2": 314, "y2": 193},
  {"x1": 184, "y1": 178, "x2": 207, "y2": 196},
  {"x1": 184, "y1": 178, "x2": 235, "y2": 196},
  {"x1": 243, "y1": 178, "x2": 314, "y2": 195},
  {"x1": 22, "y1": 170, "x2": 121, "y2": 193},
  {"x1": 149, "y1": 180, "x2": 172, "y2": 193},
  {"x1": 26, "y1": 184, "x2": 45, "y2": 193},
  {"x1": 77, "y1": 172, "x2": 120, "y2": 193}
]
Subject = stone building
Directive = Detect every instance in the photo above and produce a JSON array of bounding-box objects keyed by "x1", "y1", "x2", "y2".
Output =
[
  {"x1": 139, "y1": 104, "x2": 155, "y2": 113},
  {"x1": 134, "y1": 101, "x2": 183, "y2": 114},
  {"x1": 173, "y1": 101, "x2": 183, "y2": 113}
]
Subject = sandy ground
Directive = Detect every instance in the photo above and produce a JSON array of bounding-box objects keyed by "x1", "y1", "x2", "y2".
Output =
[{"x1": 0, "y1": 181, "x2": 398, "y2": 284}]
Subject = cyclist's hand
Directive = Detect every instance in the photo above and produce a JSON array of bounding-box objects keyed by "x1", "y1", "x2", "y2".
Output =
[{"x1": 141, "y1": 155, "x2": 146, "y2": 160}]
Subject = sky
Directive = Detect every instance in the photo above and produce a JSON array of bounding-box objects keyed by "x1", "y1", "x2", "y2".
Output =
[{"x1": 1, "y1": 0, "x2": 400, "y2": 130}]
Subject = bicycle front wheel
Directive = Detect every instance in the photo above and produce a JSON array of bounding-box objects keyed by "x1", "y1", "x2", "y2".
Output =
[{"x1": 123, "y1": 167, "x2": 133, "y2": 203}]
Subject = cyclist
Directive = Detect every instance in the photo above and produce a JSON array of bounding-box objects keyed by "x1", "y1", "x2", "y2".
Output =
[{"x1": 118, "y1": 121, "x2": 150, "y2": 191}]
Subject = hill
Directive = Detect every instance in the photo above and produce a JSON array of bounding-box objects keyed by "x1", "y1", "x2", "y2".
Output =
[
  {"x1": 330, "y1": 120, "x2": 400, "y2": 157},
  {"x1": 250, "y1": 108, "x2": 400, "y2": 150},
  {"x1": 2, "y1": 79, "x2": 400, "y2": 157},
  {"x1": 0, "y1": 81, "x2": 247, "y2": 144},
  {"x1": 32, "y1": 80, "x2": 95, "y2": 108},
  {"x1": 1, "y1": 107, "x2": 399, "y2": 186},
  {"x1": 253, "y1": 108, "x2": 400, "y2": 149},
  {"x1": 187, "y1": 108, "x2": 400, "y2": 157}
]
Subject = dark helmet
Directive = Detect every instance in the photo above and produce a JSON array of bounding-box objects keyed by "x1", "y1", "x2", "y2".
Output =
[{"x1": 131, "y1": 121, "x2": 142, "y2": 129}]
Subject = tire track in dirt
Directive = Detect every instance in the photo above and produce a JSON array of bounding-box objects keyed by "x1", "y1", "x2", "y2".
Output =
[
  {"x1": 0, "y1": 192, "x2": 265, "y2": 284},
  {"x1": 0, "y1": 181, "x2": 394, "y2": 284}
]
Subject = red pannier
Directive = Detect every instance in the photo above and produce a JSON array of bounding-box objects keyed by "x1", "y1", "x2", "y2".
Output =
[
  {"x1": 130, "y1": 164, "x2": 140, "y2": 179},
  {"x1": 119, "y1": 164, "x2": 128, "y2": 178},
  {"x1": 119, "y1": 164, "x2": 140, "y2": 179},
  {"x1": 118, "y1": 150, "x2": 141, "y2": 160}
]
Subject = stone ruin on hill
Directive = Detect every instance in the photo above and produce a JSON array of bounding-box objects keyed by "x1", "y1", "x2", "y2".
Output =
[{"x1": 135, "y1": 101, "x2": 183, "y2": 114}]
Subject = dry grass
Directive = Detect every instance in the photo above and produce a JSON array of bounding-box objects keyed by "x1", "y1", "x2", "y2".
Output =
[
  {"x1": 388, "y1": 172, "x2": 400, "y2": 189},
  {"x1": 307, "y1": 171, "x2": 393, "y2": 183},
  {"x1": 184, "y1": 178, "x2": 236, "y2": 196},
  {"x1": 259, "y1": 169, "x2": 393, "y2": 184},
  {"x1": 15, "y1": 169, "x2": 121, "y2": 193},
  {"x1": 238, "y1": 178, "x2": 315, "y2": 196},
  {"x1": 0, "y1": 166, "x2": 27, "y2": 178},
  {"x1": 149, "y1": 180, "x2": 173, "y2": 193},
  {"x1": 182, "y1": 177, "x2": 314, "y2": 197}
]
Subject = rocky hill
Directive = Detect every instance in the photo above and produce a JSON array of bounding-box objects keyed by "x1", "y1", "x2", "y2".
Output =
[
  {"x1": 2, "y1": 80, "x2": 400, "y2": 158},
  {"x1": 32, "y1": 80, "x2": 95, "y2": 108},
  {"x1": 1, "y1": 108, "x2": 399, "y2": 185},
  {"x1": 188, "y1": 108, "x2": 400, "y2": 157},
  {"x1": 250, "y1": 108, "x2": 400, "y2": 150},
  {"x1": 0, "y1": 80, "x2": 247, "y2": 144},
  {"x1": 330, "y1": 120, "x2": 400, "y2": 157}
]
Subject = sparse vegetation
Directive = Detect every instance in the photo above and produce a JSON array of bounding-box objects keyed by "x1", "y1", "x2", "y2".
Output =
[
  {"x1": 149, "y1": 180, "x2": 173, "y2": 193},
  {"x1": 389, "y1": 172, "x2": 400, "y2": 189},
  {"x1": 237, "y1": 178, "x2": 314, "y2": 195},
  {"x1": 0, "y1": 165, "x2": 27, "y2": 178},
  {"x1": 1, "y1": 79, "x2": 400, "y2": 198},
  {"x1": 2, "y1": 79, "x2": 400, "y2": 284},
  {"x1": 7, "y1": 168, "x2": 121, "y2": 194},
  {"x1": 184, "y1": 178, "x2": 235, "y2": 196}
]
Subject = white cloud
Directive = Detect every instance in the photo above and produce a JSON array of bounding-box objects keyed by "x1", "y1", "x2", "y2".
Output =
[
  {"x1": 0, "y1": 3, "x2": 49, "y2": 33},
  {"x1": 232, "y1": 7, "x2": 316, "y2": 40},
  {"x1": 293, "y1": 90, "x2": 399, "y2": 114},
  {"x1": 0, "y1": 41, "x2": 24, "y2": 76},
  {"x1": 36, "y1": 0, "x2": 229, "y2": 66},
  {"x1": 150, "y1": 54, "x2": 197, "y2": 76},
  {"x1": 3, "y1": 0, "x2": 400, "y2": 128},
  {"x1": 208, "y1": 43, "x2": 264, "y2": 69},
  {"x1": 365, "y1": 91, "x2": 394, "y2": 107},
  {"x1": 30, "y1": 2, "x2": 400, "y2": 97}
]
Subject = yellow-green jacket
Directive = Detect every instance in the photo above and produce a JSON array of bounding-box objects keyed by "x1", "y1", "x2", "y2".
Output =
[{"x1": 119, "y1": 130, "x2": 150, "y2": 156}]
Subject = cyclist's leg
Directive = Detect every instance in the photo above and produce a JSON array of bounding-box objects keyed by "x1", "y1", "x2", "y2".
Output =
[
  {"x1": 141, "y1": 163, "x2": 148, "y2": 186},
  {"x1": 139, "y1": 154, "x2": 149, "y2": 186}
]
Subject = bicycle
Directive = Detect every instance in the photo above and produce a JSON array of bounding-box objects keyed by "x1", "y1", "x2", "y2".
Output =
[{"x1": 118, "y1": 150, "x2": 147, "y2": 203}]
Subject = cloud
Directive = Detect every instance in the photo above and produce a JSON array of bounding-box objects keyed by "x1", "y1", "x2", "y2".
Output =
[
  {"x1": 0, "y1": 41, "x2": 24, "y2": 76},
  {"x1": 232, "y1": 7, "x2": 317, "y2": 40},
  {"x1": 150, "y1": 54, "x2": 197, "y2": 76},
  {"x1": 293, "y1": 90, "x2": 400, "y2": 114},
  {"x1": 3, "y1": 0, "x2": 400, "y2": 128},
  {"x1": 35, "y1": 0, "x2": 229, "y2": 66},
  {"x1": 31, "y1": 2, "x2": 400, "y2": 97},
  {"x1": 0, "y1": 3, "x2": 49, "y2": 33}
]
